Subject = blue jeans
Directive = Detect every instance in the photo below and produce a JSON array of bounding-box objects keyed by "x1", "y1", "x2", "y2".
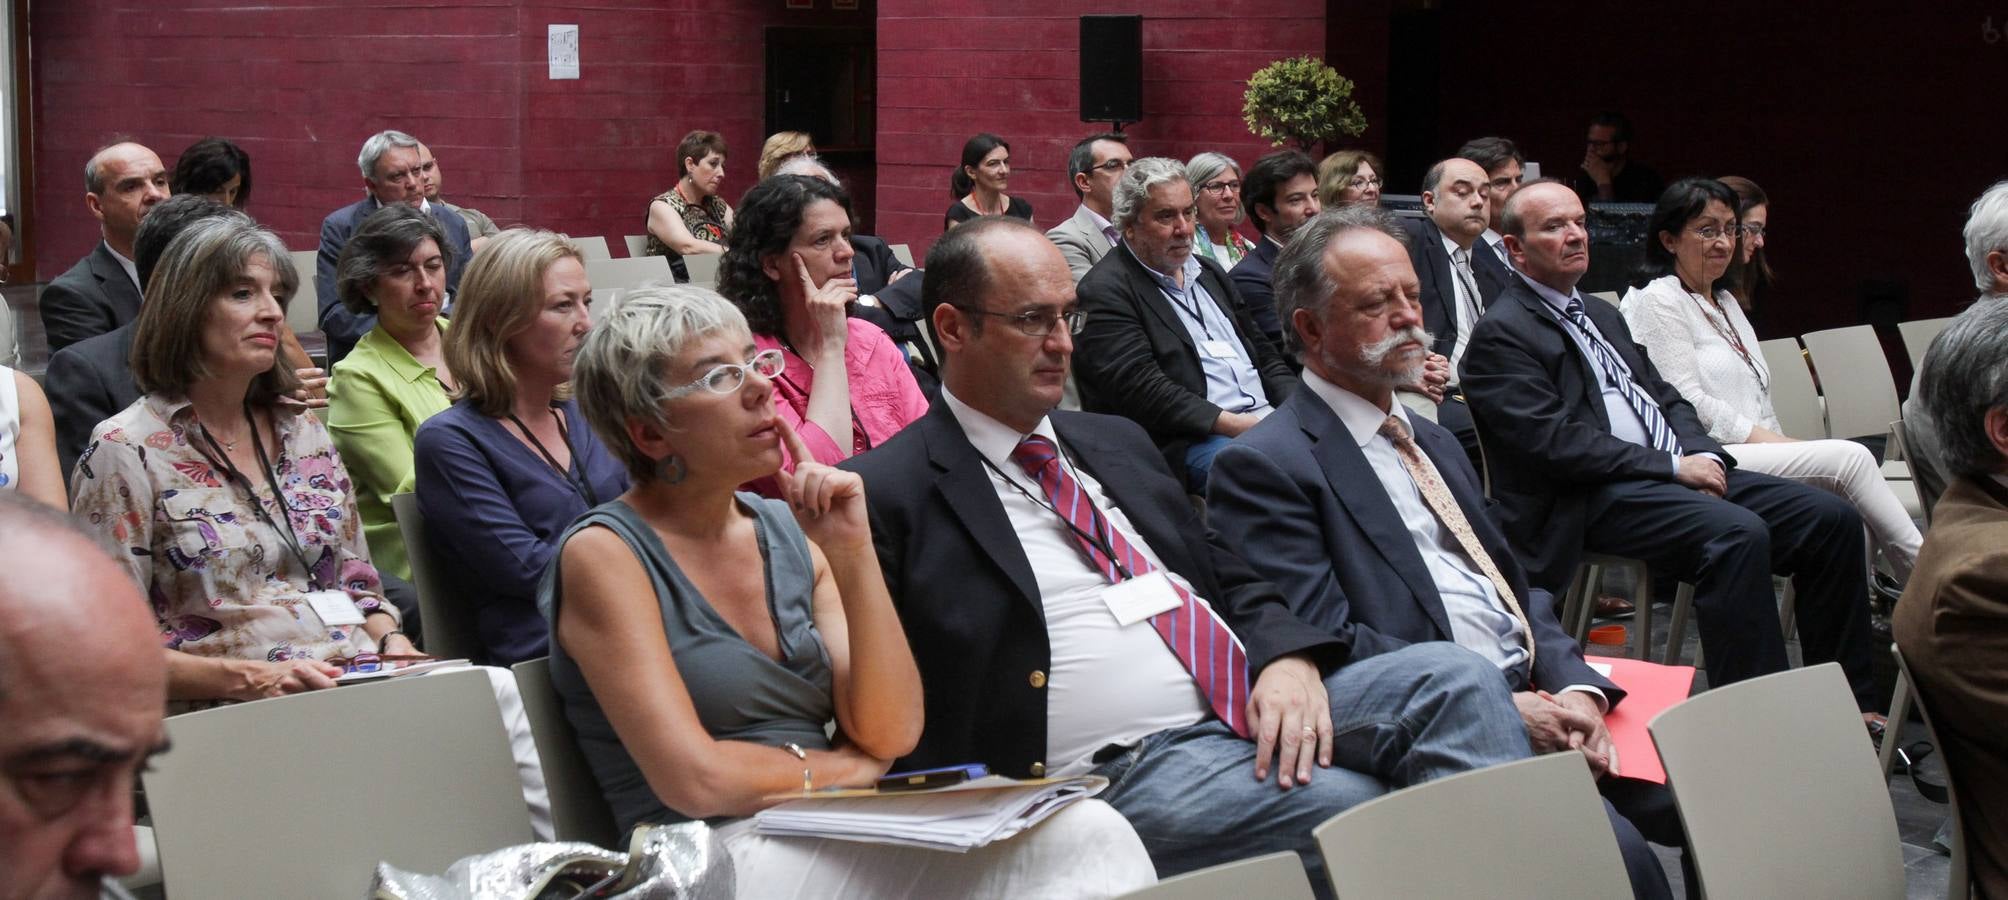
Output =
[
  {"x1": 1091, "y1": 643, "x2": 1530, "y2": 894},
  {"x1": 1184, "y1": 434, "x2": 1235, "y2": 493}
]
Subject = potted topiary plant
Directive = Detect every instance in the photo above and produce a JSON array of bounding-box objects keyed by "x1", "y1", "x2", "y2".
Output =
[{"x1": 1242, "y1": 55, "x2": 1368, "y2": 153}]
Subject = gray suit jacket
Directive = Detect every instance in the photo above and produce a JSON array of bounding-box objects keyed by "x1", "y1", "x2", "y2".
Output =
[
  {"x1": 40, "y1": 242, "x2": 143, "y2": 353},
  {"x1": 1046, "y1": 204, "x2": 1116, "y2": 282}
]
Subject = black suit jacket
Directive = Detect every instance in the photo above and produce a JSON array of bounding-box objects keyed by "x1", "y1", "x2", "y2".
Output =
[
  {"x1": 1207, "y1": 387, "x2": 1623, "y2": 703},
  {"x1": 316, "y1": 197, "x2": 474, "y2": 363},
  {"x1": 1227, "y1": 237, "x2": 1283, "y2": 349},
  {"x1": 1459, "y1": 276, "x2": 1729, "y2": 590},
  {"x1": 1471, "y1": 238, "x2": 1516, "y2": 292},
  {"x1": 1398, "y1": 218, "x2": 1509, "y2": 362},
  {"x1": 1074, "y1": 246, "x2": 1299, "y2": 481},
  {"x1": 40, "y1": 242, "x2": 143, "y2": 353},
  {"x1": 43, "y1": 322, "x2": 140, "y2": 481},
  {"x1": 843, "y1": 402, "x2": 1345, "y2": 777}
]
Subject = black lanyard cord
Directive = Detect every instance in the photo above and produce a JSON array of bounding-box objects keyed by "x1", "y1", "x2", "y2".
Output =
[
  {"x1": 507, "y1": 407, "x2": 601, "y2": 507},
  {"x1": 979, "y1": 444, "x2": 1133, "y2": 581},
  {"x1": 199, "y1": 402, "x2": 323, "y2": 591}
]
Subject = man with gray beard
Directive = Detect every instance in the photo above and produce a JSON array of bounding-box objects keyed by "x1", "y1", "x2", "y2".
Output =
[{"x1": 1205, "y1": 204, "x2": 1675, "y2": 899}]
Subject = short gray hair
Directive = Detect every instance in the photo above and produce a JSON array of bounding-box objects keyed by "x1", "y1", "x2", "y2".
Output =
[
  {"x1": 357, "y1": 130, "x2": 421, "y2": 181},
  {"x1": 1184, "y1": 152, "x2": 1240, "y2": 192},
  {"x1": 84, "y1": 139, "x2": 142, "y2": 194},
  {"x1": 573, "y1": 285, "x2": 753, "y2": 482},
  {"x1": 1920, "y1": 299, "x2": 2008, "y2": 479},
  {"x1": 1113, "y1": 157, "x2": 1189, "y2": 231},
  {"x1": 772, "y1": 155, "x2": 840, "y2": 187},
  {"x1": 1270, "y1": 205, "x2": 1409, "y2": 358},
  {"x1": 1965, "y1": 181, "x2": 2008, "y2": 299}
]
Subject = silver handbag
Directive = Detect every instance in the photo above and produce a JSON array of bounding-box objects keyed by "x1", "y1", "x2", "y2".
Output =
[{"x1": 368, "y1": 822, "x2": 733, "y2": 900}]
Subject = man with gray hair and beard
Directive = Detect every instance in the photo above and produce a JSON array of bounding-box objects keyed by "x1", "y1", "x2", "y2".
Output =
[{"x1": 1206, "y1": 205, "x2": 1677, "y2": 899}]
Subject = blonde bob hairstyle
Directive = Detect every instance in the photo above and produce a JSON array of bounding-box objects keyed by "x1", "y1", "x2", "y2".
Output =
[
  {"x1": 757, "y1": 131, "x2": 816, "y2": 181},
  {"x1": 443, "y1": 228, "x2": 584, "y2": 417},
  {"x1": 131, "y1": 217, "x2": 302, "y2": 405},
  {"x1": 574, "y1": 285, "x2": 752, "y2": 483}
]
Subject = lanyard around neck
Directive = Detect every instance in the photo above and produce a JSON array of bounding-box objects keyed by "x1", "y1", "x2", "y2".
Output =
[
  {"x1": 200, "y1": 403, "x2": 322, "y2": 591},
  {"x1": 507, "y1": 407, "x2": 601, "y2": 507}
]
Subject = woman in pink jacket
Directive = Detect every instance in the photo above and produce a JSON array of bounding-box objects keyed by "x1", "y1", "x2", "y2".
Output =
[{"x1": 716, "y1": 175, "x2": 929, "y2": 494}]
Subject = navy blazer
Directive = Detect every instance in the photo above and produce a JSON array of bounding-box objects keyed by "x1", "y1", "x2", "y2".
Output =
[
  {"x1": 315, "y1": 197, "x2": 474, "y2": 364},
  {"x1": 1207, "y1": 387, "x2": 1622, "y2": 703},
  {"x1": 1227, "y1": 237, "x2": 1283, "y2": 349},
  {"x1": 1459, "y1": 276, "x2": 1729, "y2": 591},
  {"x1": 1398, "y1": 218, "x2": 1510, "y2": 363},
  {"x1": 40, "y1": 242, "x2": 143, "y2": 353},
  {"x1": 43, "y1": 322, "x2": 140, "y2": 481},
  {"x1": 843, "y1": 402, "x2": 1345, "y2": 777}
]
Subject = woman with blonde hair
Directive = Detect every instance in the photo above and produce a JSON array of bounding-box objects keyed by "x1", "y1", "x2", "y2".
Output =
[
  {"x1": 757, "y1": 131, "x2": 816, "y2": 181},
  {"x1": 1316, "y1": 149, "x2": 1384, "y2": 208},
  {"x1": 412, "y1": 228, "x2": 628, "y2": 664}
]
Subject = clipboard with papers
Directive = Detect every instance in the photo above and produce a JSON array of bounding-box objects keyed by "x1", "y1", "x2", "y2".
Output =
[{"x1": 754, "y1": 774, "x2": 1108, "y2": 851}]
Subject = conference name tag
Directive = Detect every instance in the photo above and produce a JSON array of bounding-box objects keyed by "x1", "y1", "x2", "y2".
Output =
[
  {"x1": 1103, "y1": 571, "x2": 1181, "y2": 626},
  {"x1": 305, "y1": 589, "x2": 366, "y2": 627},
  {"x1": 1201, "y1": 339, "x2": 1241, "y2": 360}
]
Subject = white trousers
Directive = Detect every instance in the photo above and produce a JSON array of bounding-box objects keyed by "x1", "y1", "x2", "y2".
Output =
[
  {"x1": 715, "y1": 799, "x2": 1156, "y2": 899},
  {"x1": 471, "y1": 665, "x2": 554, "y2": 840},
  {"x1": 1726, "y1": 439, "x2": 1923, "y2": 581}
]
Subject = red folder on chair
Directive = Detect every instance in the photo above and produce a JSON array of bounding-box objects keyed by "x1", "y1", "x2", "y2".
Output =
[{"x1": 1585, "y1": 656, "x2": 1698, "y2": 784}]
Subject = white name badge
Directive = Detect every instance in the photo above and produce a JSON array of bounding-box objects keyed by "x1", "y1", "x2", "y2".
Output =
[
  {"x1": 305, "y1": 589, "x2": 366, "y2": 627},
  {"x1": 1201, "y1": 339, "x2": 1241, "y2": 360},
  {"x1": 1103, "y1": 571, "x2": 1183, "y2": 626}
]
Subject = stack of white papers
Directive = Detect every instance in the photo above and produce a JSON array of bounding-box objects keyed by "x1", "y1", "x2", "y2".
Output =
[{"x1": 753, "y1": 775, "x2": 1107, "y2": 852}]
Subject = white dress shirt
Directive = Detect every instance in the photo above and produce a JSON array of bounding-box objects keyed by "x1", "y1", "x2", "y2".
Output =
[
  {"x1": 940, "y1": 388, "x2": 1210, "y2": 774},
  {"x1": 1440, "y1": 232, "x2": 1483, "y2": 378},
  {"x1": 1619, "y1": 275, "x2": 1779, "y2": 443}
]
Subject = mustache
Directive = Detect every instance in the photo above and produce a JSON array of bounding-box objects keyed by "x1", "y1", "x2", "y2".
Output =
[{"x1": 1359, "y1": 325, "x2": 1434, "y2": 367}]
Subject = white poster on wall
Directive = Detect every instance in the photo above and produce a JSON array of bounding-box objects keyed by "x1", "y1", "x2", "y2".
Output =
[{"x1": 549, "y1": 24, "x2": 580, "y2": 80}]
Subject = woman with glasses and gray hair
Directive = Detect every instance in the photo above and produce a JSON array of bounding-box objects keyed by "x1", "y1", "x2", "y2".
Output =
[
  {"x1": 326, "y1": 205, "x2": 456, "y2": 584},
  {"x1": 1620, "y1": 177, "x2": 1922, "y2": 581},
  {"x1": 1186, "y1": 152, "x2": 1255, "y2": 269},
  {"x1": 546, "y1": 285, "x2": 1152, "y2": 898}
]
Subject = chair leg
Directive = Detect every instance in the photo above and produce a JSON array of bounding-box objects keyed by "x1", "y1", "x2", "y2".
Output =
[
  {"x1": 1663, "y1": 583, "x2": 1696, "y2": 666},
  {"x1": 1777, "y1": 577, "x2": 1797, "y2": 636},
  {"x1": 1630, "y1": 565, "x2": 1655, "y2": 661},
  {"x1": 1573, "y1": 565, "x2": 1602, "y2": 640},
  {"x1": 1879, "y1": 666, "x2": 1912, "y2": 780}
]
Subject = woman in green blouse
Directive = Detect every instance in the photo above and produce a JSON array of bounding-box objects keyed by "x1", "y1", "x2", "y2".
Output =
[{"x1": 327, "y1": 205, "x2": 459, "y2": 580}]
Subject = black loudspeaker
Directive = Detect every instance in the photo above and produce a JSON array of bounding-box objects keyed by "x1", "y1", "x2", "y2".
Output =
[{"x1": 1080, "y1": 15, "x2": 1143, "y2": 125}]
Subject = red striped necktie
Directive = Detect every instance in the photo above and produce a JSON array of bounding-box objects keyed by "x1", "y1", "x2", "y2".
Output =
[{"x1": 1010, "y1": 435, "x2": 1252, "y2": 737}]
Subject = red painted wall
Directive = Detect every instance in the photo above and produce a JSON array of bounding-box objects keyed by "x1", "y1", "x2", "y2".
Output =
[{"x1": 875, "y1": 0, "x2": 1327, "y2": 264}]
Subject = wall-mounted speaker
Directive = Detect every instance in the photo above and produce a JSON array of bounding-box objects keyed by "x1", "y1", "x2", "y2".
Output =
[{"x1": 1080, "y1": 15, "x2": 1142, "y2": 125}]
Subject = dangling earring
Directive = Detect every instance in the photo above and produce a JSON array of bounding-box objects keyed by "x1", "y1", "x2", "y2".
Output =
[{"x1": 657, "y1": 454, "x2": 687, "y2": 485}]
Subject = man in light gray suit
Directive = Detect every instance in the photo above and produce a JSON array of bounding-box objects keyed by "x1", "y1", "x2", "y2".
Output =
[{"x1": 1047, "y1": 132, "x2": 1132, "y2": 281}]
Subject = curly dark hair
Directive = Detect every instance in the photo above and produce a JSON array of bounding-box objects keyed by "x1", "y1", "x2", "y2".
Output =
[
  {"x1": 714, "y1": 174, "x2": 854, "y2": 337},
  {"x1": 170, "y1": 137, "x2": 253, "y2": 208}
]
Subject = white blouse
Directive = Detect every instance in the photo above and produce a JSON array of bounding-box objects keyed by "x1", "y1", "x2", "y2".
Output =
[{"x1": 1620, "y1": 275, "x2": 1780, "y2": 444}]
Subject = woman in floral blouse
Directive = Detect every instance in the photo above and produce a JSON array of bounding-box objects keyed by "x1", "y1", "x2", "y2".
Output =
[{"x1": 71, "y1": 217, "x2": 414, "y2": 702}]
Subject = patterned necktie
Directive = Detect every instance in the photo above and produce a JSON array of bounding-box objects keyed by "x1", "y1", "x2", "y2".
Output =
[
  {"x1": 1010, "y1": 435, "x2": 1251, "y2": 737},
  {"x1": 1378, "y1": 416, "x2": 1537, "y2": 668},
  {"x1": 1451, "y1": 247, "x2": 1484, "y2": 324},
  {"x1": 1559, "y1": 296, "x2": 1684, "y2": 455}
]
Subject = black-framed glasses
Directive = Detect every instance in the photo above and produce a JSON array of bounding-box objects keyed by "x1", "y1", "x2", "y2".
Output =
[
  {"x1": 1088, "y1": 159, "x2": 1129, "y2": 175},
  {"x1": 958, "y1": 306, "x2": 1085, "y2": 337},
  {"x1": 1199, "y1": 179, "x2": 1243, "y2": 195},
  {"x1": 665, "y1": 349, "x2": 787, "y2": 400}
]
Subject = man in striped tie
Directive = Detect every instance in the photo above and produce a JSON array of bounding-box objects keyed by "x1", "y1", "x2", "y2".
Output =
[
  {"x1": 846, "y1": 216, "x2": 1532, "y2": 890},
  {"x1": 1459, "y1": 180, "x2": 1880, "y2": 716}
]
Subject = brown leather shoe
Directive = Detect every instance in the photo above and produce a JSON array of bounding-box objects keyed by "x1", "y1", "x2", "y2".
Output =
[{"x1": 1594, "y1": 594, "x2": 1637, "y2": 619}]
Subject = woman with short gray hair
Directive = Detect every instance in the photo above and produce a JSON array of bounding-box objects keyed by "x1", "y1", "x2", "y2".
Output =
[{"x1": 1186, "y1": 152, "x2": 1255, "y2": 268}]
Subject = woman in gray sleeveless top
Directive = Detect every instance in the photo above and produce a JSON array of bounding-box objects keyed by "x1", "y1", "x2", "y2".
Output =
[{"x1": 548, "y1": 287, "x2": 1155, "y2": 898}]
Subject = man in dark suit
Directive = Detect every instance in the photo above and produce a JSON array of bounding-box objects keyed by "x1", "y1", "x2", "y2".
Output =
[
  {"x1": 40, "y1": 142, "x2": 169, "y2": 353},
  {"x1": 1207, "y1": 205, "x2": 1675, "y2": 899},
  {"x1": 1074, "y1": 157, "x2": 1298, "y2": 490},
  {"x1": 1229, "y1": 149, "x2": 1322, "y2": 350},
  {"x1": 1456, "y1": 135, "x2": 1526, "y2": 287},
  {"x1": 1461, "y1": 181, "x2": 1878, "y2": 708},
  {"x1": 1398, "y1": 158, "x2": 1510, "y2": 467},
  {"x1": 845, "y1": 216, "x2": 1531, "y2": 888},
  {"x1": 315, "y1": 130, "x2": 474, "y2": 363}
]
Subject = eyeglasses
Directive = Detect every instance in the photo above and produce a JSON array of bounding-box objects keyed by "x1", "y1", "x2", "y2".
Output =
[
  {"x1": 1349, "y1": 175, "x2": 1383, "y2": 189},
  {"x1": 1688, "y1": 224, "x2": 1741, "y2": 242},
  {"x1": 1199, "y1": 179, "x2": 1243, "y2": 196},
  {"x1": 327, "y1": 653, "x2": 434, "y2": 673},
  {"x1": 958, "y1": 306, "x2": 1086, "y2": 337},
  {"x1": 1740, "y1": 223, "x2": 1767, "y2": 239},
  {"x1": 665, "y1": 349, "x2": 787, "y2": 399},
  {"x1": 1088, "y1": 159, "x2": 1129, "y2": 175}
]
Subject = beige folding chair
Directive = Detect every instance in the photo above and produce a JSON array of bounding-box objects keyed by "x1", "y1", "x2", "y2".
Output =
[
  {"x1": 1892, "y1": 646, "x2": 1971, "y2": 900},
  {"x1": 1649, "y1": 663, "x2": 1905, "y2": 899},
  {"x1": 682, "y1": 251, "x2": 722, "y2": 286},
  {"x1": 144, "y1": 668, "x2": 534, "y2": 896},
  {"x1": 1587, "y1": 289, "x2": 1621, "y2": 306},
  {"x1": 1313, "y1": 752, "x2": 1631, "y2": 899},
  {"x1": 286, "y1": 248, "x2": 323, "y2": 338},
  {"x1": 570, "y1": 234, "x2": 613, "y2": 261},
  {"x1": 513, "y1": 657, "x2": 621, "y2": 847},
  {"x1": 890, "y1": 242, "x2": 916, "y2": 268},
  {"x1": 1801, "y1": 325, "x2": 1902, "y2": 442},
  {"x1": 1759, "y1": 337, "x2": 1827, "y2": 439},
  {"x1": 1899, "y1": 316, "x2": 1955, "y2": 374},
  {"x1": 1117, "y1": 851, "x2": 1313, "y2": 900},
  {"x1": 392, "y1": 492, "x2": 486, "y2": 663},
  {"x1": 623, "y1": 234, "x2": 649, "y2": 258},
  {"x1": 584, "y1": 256, "x2": 674, "y2": 292}
]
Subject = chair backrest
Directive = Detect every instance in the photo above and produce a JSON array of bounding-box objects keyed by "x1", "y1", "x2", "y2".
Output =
[
  {"x1": 583, "y1": 255, "x2": 674, "y2": 292},
  {"x1": 512, "y1": 657, "x2": 621, "y2": 847},
  {"x1": 1312, "y1": 751, "x2": 1631, "y2": 899},
  {"x1": 623, "y1": 234, "x2": 649, "y2": 258},
  {"x1": 1117, "y1": 851, "x2": 1313, "y2": 900},
  {"x1": 144, "y1": 668, "x2": 534, "y2": 896},
  {"x1": 890, "y1": 242, "x2": 916, "y2": 268},
  {"x1": 570, "y1": 234, "x2": 613, "y2": 261},
  {"x1": 682, "y1": 251, "x2": 722, "y2": 286},
  {"x1": 391, "y1": 492, "x2": 486, "y2": 663},
  {"x1": 287, "y1": 248, "x2": 323, "y2": 338},
  {"x1": 1892, "y1": 646, "x2": 1970, "y2": 900},
  {"x1": 589, "y1": 288, "x2": 624, "y2": 324},
  {"x1": 1759, "y1": 337, "x2": 1827, "y2": 439},
  {"x1": 1587, "y1": 289, "x2": 1621, "y2": 306},
  {"x1": 1899, "y1": 316, "x2": 1955, "y2": 374},
  {"x1": 1648, "y1": 663, "x2": 1905, "y2": 899},
  {"x1": 1892, "y1": 418, "x2": 1946, "y2": 526},
  {"x1": 1801, "y1": 325, "x2": 1901, "y2": 441}
]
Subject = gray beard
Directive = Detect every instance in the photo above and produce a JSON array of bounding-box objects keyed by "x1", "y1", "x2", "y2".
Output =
[{"x1": 1355, "y1": 326, "x2": 1435, "y2": 387}]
